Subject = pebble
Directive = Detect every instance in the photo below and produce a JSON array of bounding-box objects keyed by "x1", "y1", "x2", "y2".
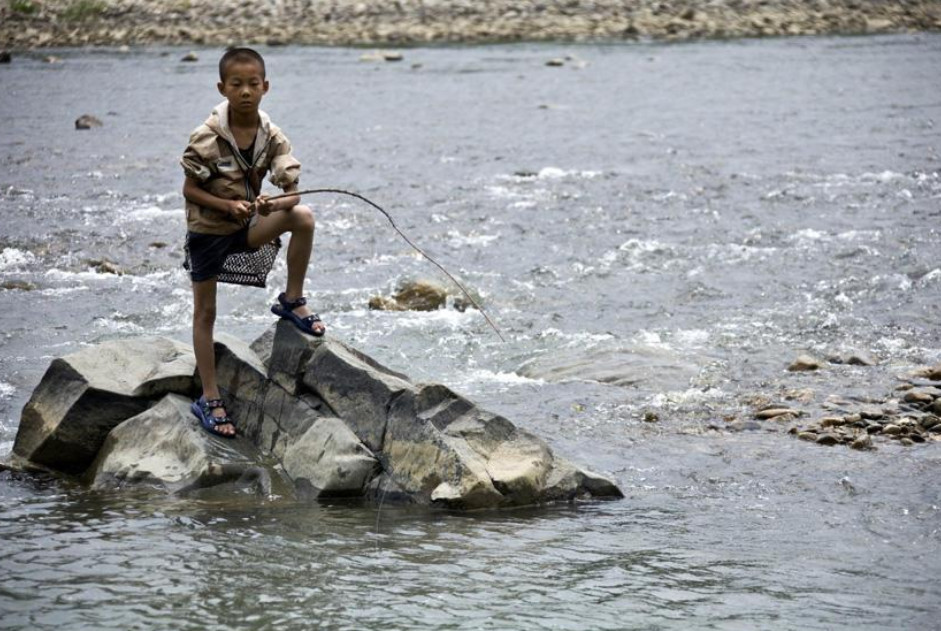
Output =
[
  {"x1": 546, "y1": 58, "x2": 565, "y2": 67},
  {"x1": 788, "y1": 354, "x2": 822, "y2": 372},
  {"x1": 829, "y1": 351, "x2": 877, "y2": 366},
  {"x1": 1, "y1": 279, "x2": 35, "y2": 291},
  {"x1": 816, "y1": 433, "x2": 840, "y2": 446},
  {"x1": 75, "y1": 114, "x2": 103, "y2": 129},
  {"x1": 882, "y1": 424, "x2": 901, "y2": 435},
  {"x1": 904, "y1": 389, "x2": 935, "y2": 404},
  {"x1": 181, "y1": 51, "x2": 199, "y2": 62},
  {"x1": 798, "y1": 431, "x2": 818, "y2": 442},
  {"x1": 850, "y1": 435, "x2": 873, "y2": 450},
  {"x1": 859, "y1": 406, "x2": 885, "y2": 420},
  {"x1": 0, "y1": 51, "x2": 11, "y2": 63},
  {"x1": 755, "y1": 407, "x2": 797, "y2": 420},
  {"x1": 86, "y1": 258, "x2": 123, "y2": 275},
  {"x1": 820, "y1": 417, "x2": 845, "y2": 428},
  {"x1": 920, "y1": 416, "x2": 941, "y2": 430}
]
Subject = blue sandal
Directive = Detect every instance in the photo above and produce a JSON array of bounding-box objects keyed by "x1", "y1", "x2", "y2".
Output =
[
  {"x1": 191, "y1": 396, "x2": 237, "y2": 438},
  {"x1": 271, "y1": 292, "x2": 326, "y2": 337}
]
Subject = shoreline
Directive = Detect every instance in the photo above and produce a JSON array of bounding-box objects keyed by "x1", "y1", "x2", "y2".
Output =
[{"x1": 2, "y1": 0, "x2": 940, "y2": 50}]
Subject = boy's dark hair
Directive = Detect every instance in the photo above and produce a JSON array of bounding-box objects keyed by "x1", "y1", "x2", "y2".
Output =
[{"x1": 219, "y1": 47, "x2": 266, "y2": 81}]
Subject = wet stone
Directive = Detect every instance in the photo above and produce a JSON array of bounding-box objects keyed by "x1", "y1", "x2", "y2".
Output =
[
  {"x1": 75, "y1": 114, "x2": 103, "y2": 129},
  {"x1": 882, "y1": 424, "x2": 902, "y2": 436},
  {"x1": 820, "y1": 417, "x2": 845, "y2": 428},
  {"x1": 798, "y1": 431, "x2": 818, "y2": 441},
  {"x1": 850, "y1": 434, "x2": 873, "y2": 450},
  {"x1": 1, "y1": 279, "x2": 36, "y2": 291},
  {"x1": 788, "y1": 354, "x2": 822, "y2": 372},
  {"x1": 816, "y1": 433, "x2": 840, "y2": 446},
  {"x1": 919, "y1": 416, "x2": 941, "y2": 430},
  {"x1": 903, "y1": 389, "x2": 936, "y2": 404},
  {"x1": 859, "y1": 406, "x2": 885, "y2": 420},
  {"x1": 181, "y1": 51, "x2": 198, "y2": 62},
  {"x1": 755, "y1": 407, "x2": 797, "y2": 420},
  {"x1": 899, "y1": 437, "x2": 915, "y2": 446}
]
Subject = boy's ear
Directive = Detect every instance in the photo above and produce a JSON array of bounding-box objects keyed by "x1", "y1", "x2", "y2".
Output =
[
  {"x1": 217, "y1": 80, "x2": 225, "y2": 96},
  {"x1": 263, "y1": 79, "x2": 269, "y2": 94}
]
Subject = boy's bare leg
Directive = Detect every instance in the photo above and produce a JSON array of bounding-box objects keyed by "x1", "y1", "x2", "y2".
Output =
[
  {"x1": 248, "y1": 204, "x2": 325, "y2": 334},
  {"x1": 192, "y1": 278, "x2": 235, "y2": 436}
]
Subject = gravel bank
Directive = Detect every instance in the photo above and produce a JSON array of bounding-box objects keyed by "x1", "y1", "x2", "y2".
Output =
[{"x1": 2, "y1": 0, "x2": 940, "y2": 48}]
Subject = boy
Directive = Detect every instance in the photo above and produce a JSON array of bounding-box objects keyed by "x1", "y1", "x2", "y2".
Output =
[{"x1": 181, "y1": 47, "x2": 325, "y2": 438}]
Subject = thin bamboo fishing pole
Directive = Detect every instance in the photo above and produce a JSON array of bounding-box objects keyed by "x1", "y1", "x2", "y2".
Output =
[{"x1": 256, "y1": 188, "x2": 506, "y2": 343}]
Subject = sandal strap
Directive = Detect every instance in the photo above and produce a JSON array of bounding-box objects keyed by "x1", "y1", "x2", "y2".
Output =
[
  {"x1": 277, "y1": 292, "x2": 307, "y2": 311},
  {"x1": 204, "y1": 398, "x2": 226, "y2": 410},
  {"x1": 302, "y1": 314, "x2": 323, "y2": 325}
]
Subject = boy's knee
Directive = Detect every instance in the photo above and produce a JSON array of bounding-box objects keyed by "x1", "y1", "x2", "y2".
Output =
[{"x1": 291, "y1": 204, "x2": 315, "y2": 231}]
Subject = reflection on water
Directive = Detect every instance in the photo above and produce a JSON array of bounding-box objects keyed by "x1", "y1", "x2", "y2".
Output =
[{"x1": 1, "y1": 35, "x2": 941, "y2": 629}]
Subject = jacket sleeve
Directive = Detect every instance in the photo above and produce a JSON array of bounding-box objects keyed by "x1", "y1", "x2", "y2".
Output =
[
  {"x1": 268, "y1": 131, "x2": 301, "y2": 188},
  {"x1": 180, "y1": 125, "x2": 218, "y2": 183}
]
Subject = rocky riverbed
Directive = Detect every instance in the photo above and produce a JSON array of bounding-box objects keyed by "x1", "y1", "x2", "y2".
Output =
[{"x1": 1, "y1": 0, "x2": 940, "y2": 49}]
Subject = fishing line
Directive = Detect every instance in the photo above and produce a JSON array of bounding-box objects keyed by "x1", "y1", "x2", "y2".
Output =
[{"x1": 258, "y1": 188, "x2": 506, "y2": 342}]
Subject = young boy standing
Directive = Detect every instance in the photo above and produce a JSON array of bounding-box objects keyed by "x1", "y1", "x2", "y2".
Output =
[{"x1": 181, "y1": 48, "x2": 325, "y2": 438}]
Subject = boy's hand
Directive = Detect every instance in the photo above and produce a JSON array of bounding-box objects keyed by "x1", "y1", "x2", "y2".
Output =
[
  {"x1": 254, "y1": 194, "x2": 274, "y2": 217},
  {"x1": 226, "y1": 199, "x2": 253, "y2": 220}
]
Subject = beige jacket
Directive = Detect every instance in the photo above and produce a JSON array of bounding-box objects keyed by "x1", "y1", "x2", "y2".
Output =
[{"x1": 181, "y1": 101, "x2": 301, "y2": 235}]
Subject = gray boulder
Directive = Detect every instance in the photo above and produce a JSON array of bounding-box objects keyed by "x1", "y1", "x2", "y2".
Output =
[
  {"x1": 8, "y1": 322, "x2": 623, "y2": 509},
  {"x1": 282, "y1": 416, "x2": 380, "y2": 499},
  {"x1": 88, "y1": 394, "x2": 280, "y2": 498},
  {"x1": 12, "y1": 337, "x2": 197, "y2": 473}
]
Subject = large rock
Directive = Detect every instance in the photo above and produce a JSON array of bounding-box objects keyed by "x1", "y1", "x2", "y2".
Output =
[
  {"x1": 88, "y1": 394, "x2": 279, "y2": 498},
  {"x1": 282, "y1": 416, "x2": 380, "y2": 499},
  {"x1": 12, "y1": 337, "x2": 197, "y2": 474},
  {"x1": 8, "y1": 325, "x2": 623, "y2": 509},
  {"x1": 302, "y1": 334, "x2": 413, "y2": 453}
]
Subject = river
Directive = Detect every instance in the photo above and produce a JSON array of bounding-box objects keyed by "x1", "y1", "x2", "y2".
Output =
[{"x1": 1, "y1": 34, "x2": 940, "y2": 629}]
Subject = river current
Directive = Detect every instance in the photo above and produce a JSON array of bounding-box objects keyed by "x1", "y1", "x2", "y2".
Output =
[{"x1": 1, "y1": 35, "x2": 940, "y2": 629}]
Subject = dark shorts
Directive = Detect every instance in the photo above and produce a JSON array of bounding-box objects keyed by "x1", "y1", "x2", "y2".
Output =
[{"x1": 186, "y1": 226, "x2": 253, "y2": 282}]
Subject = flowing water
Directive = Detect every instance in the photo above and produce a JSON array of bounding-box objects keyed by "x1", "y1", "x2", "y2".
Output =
[{"x1": 1, "y1": 35, "x2": 940, "y2": 629}]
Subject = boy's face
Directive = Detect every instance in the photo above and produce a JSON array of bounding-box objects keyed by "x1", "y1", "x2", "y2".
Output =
[{"x1": 217, "y1": 60, "x2": 269, "y2": 117}]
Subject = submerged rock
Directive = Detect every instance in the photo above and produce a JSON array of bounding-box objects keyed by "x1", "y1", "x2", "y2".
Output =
[
  {"x1": 788, "y1": 354, "x2": 822, "y2": 372},
  {"x1": 368, "y1": 279, "x2": 448, "y2": 312},
  {"x1": 74, "y1": 114, "x2": 103, "y2": 129},
  {"x1": 8, "y1": 323, "x2": 622, "y2": 509}
]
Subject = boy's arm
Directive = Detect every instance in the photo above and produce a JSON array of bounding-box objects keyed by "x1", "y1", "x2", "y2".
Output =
[
  {"x1": 182, "y1": 176, "x2": 253, "y2": 221},
  {"x1": 254, "y1": 183, "x2": 300, "y2": 216}
]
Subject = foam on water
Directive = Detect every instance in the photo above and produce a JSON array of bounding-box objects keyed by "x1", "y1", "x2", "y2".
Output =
[
  {"x1": 0, "y1": 248, "x2": 36, "y2": 271},
  {"x1": 445, "y1": 230, "x2": 500, "y2": 248},
  {"x1": 117, "y1": 205, "x2": 184, "y2": 223}
]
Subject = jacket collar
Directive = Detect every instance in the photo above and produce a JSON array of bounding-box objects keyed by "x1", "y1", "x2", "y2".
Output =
[{"x1": 206, "y1": 100, "x2": 272, "y2": 164}]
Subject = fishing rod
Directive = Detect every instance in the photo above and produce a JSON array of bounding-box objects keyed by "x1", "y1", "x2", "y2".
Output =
[{"x1": 257, "y1": 188, "x2": 506, "y2": 343}]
